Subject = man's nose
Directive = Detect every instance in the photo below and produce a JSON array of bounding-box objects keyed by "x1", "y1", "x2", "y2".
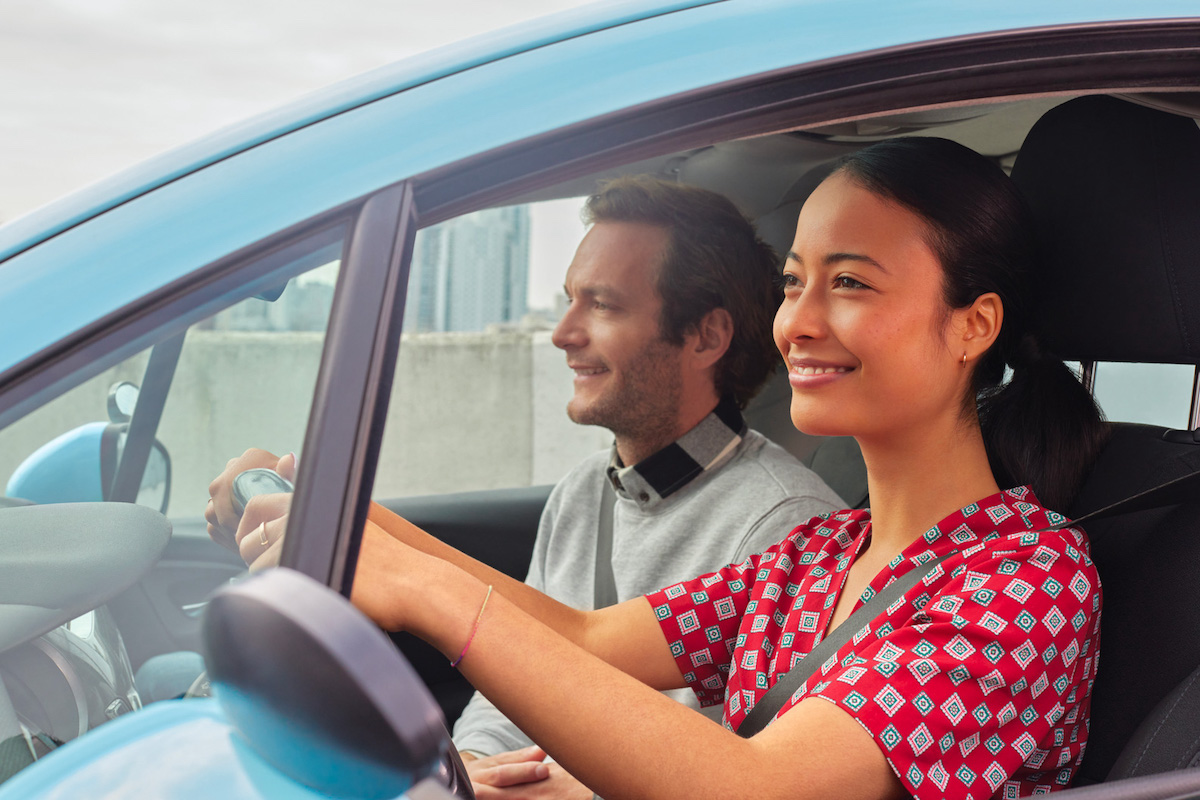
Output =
[{"x1": 551, "y1": 303, "x2": 585, "y2": 350}]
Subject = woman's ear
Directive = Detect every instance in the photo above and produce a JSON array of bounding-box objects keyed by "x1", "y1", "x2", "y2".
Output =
[
  {"x1": 688, "y1": 307, "x2": 734, "y2": 369},
  {"x1": 956, "y1": 292, "x2": 1003, "y2": 359}
]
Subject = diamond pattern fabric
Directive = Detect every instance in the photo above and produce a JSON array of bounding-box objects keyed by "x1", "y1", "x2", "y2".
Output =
[{"x1": 647, "y1": 487, "x2": 1100, "y2": 799}]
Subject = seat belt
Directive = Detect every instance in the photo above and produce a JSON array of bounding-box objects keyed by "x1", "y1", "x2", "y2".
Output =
[
  {"x1": 737, "y1": 469, "x2": 1200, "y2": 738},
  {"x1": 594, "y1": 478, "x2": 619, "y2": 610}
]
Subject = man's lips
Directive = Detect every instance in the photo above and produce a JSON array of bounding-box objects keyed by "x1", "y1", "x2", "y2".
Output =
[{"x1": 568, "y1": 363, "x2": 609, "y2": 377}]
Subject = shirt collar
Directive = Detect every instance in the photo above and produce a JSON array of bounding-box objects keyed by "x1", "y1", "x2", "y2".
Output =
[{"x1": 606, "y1": 396, "x2": 746, "y2": 510}]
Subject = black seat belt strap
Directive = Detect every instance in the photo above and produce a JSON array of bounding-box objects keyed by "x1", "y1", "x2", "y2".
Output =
[
  {"x1": 1053, "y1": 468, "x2": 1200, "y2": 530},
  {"x1": 737, "y1": 469, "x2": 1200, "y2": 738},
  {"x1": 594, "y1": 478, "x2": 618, "y2": 610},
  {"x1": 737, "y1": 551, "x2": 955, "y2": 737}
]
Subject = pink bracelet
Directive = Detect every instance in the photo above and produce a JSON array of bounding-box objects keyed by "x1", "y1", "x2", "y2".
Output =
[{"x1": 450, "y1": 584, "x2": 493, "y2": 668}]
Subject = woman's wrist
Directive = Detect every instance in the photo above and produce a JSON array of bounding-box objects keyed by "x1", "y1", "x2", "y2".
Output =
[{"x1": 391, "y1": 551, "x2": 492, "y2": 659}]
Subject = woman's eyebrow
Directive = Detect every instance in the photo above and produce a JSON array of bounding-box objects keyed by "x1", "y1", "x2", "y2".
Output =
[
  {"x1": 785, "y1": 250, "x2": 889, "y2": 274},
  {"x1": 825, "y1": 252, "x2": 889, "y2": 274}
]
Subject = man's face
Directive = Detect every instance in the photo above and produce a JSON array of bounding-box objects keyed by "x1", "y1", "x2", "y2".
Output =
[{"x1": 551, "y1": 221, "x2": 687, "y2": 443}]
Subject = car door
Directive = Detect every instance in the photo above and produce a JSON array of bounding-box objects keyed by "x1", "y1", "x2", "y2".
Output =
[{"x1": 316, "y1": 9, "x2": 1200, "y2": 798}]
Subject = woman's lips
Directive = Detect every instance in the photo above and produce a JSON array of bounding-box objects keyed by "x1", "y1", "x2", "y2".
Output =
[{"x1": 787, "y1": 359, "x2": 854, "y2": 388}]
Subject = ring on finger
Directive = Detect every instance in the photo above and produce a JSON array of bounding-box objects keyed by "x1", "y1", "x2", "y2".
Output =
[{"x1": 258, "y1": 522, "x2": 269, "y2": 547}]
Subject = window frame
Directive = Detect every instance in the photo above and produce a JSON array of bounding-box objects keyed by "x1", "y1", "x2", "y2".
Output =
[{"x1": 332, "y1": 19, "x2": 1200, "y2": 593}]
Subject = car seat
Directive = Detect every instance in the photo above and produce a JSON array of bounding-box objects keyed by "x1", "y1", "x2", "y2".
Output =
[{"x1": 1010, "y1": 95, "x2": 1200, "y2": 784}]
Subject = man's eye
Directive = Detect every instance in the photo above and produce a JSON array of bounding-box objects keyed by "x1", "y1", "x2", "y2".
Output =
[{"x1": 834, "y1": 275, "x2": 868, "y2": 290}]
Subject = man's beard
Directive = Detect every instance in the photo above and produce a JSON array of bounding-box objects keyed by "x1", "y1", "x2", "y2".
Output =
[{"x1": 567, "y1": 338, "x2": 684, "y2": 448}]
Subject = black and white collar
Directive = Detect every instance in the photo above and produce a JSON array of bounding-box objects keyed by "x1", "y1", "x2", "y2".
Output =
[{"x1": 606, "y1": 396, "x2": 746, "y2": 510}]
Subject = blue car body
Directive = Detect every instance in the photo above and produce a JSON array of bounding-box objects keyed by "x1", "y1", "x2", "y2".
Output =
[{"x1": 1, "y1": 0, "x2": 1199, "y2": 797}]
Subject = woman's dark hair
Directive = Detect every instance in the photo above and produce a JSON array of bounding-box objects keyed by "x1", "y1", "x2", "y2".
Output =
[
  {"x1": 584, "y1": 176, "x2": 782, "y2": 408},
  {"x1": 836, "y1": 137, "x2": 1108, "y2": 512}
]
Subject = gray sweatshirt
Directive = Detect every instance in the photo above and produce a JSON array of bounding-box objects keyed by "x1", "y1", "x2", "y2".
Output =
[{"x1": 452, "y1": 425, "x2": 844, "y2": 757}]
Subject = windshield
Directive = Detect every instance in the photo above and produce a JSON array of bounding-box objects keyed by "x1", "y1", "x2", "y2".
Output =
[{"x1": 0, "y1": 225, "x2": 345, "y2": 778}]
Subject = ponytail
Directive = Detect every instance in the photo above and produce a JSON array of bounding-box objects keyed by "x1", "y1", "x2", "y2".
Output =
[
  {"x1": 977, "y1": 334, "x2": 1108, "y2": 512},
  {"x1": 837, "y1": 138, "x2": 1108, "y2": 512}
]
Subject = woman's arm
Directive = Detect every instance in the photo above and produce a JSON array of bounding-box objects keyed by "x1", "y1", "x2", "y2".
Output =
[
  {"x1": 352, "y1": 524, "x2": 905, "y2": 800},
  {"x1": 357, "y1": 507, "x2": 687, "y2": 690}
]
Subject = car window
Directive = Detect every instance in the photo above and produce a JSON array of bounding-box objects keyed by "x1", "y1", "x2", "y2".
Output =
[
  {"x1": 0, "y1": 225, "x2": 345, "y2": 763},
  {"x1": 375, "y1": 197, "x2": 608, "y2": 500},
  {"x1": 1092, "y1": 361, "x2": 1196, "y2": 428}
]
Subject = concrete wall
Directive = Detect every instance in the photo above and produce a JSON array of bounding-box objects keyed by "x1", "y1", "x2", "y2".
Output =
[{"x1": 0, "y1": 330, "x2": 610, "y2": 518}]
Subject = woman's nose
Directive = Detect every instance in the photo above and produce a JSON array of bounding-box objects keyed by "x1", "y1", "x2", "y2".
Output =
[{"x1": 775, "y1": 288, "x2": 828, "y2": 343}]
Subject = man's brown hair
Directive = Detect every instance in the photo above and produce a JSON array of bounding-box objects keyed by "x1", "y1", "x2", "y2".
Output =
[{"x1": 583, "y1": 176, "x2": 782, "y2": 408}]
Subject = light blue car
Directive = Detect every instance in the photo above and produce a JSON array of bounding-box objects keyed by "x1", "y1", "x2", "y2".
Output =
[{"x1": 0, "y1": 1, "x2": 1199, "y2": 797}]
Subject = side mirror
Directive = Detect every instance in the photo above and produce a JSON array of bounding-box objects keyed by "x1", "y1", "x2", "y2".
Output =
[{"x1": 6, "y1": 424, "x2": 172, "y2": 514}]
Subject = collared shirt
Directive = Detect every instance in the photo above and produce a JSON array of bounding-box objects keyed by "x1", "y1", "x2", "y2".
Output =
[
  {"x1": 607, "y1": 395, "x2": 748, "y2": 509},
  {"x1": 648, "y1": 487, "x2": 1101, "y2": 799}
]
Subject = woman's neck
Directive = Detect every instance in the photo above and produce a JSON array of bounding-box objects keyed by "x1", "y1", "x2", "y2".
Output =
[{"x1": 858, "y1": 415, "x2": 1000, "y2": 558}]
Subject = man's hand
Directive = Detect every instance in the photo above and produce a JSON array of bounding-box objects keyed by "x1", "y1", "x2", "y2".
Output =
[
  {"x1": 464, "y1": 747, "x2": 594, "y2": 800},
  {"x1": 206, "y1": 448, "x2": 296, "y2": 551}
]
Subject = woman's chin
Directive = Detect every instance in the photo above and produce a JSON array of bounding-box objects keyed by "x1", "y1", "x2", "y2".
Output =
[{"x1": 789, "y1": 408, "x2": 856, "y2": 438}]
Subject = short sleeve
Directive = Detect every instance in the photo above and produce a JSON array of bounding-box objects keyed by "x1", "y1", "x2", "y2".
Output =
[
  {"x1": 809, "y1": 530, "x2": 1100, "y2": 799},
  {"x1": 647, "y1": 551, "x2": 766, "y2": 707}
]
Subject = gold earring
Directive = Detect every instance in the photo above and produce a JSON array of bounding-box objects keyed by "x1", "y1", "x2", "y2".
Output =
[{"x1": 961, "y1": 353, "x2": 967, "y2": 368}]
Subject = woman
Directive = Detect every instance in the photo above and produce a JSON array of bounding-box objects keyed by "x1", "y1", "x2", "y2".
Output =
[{"x1": 231, "y1": 138, "x2": 1107, "y2": 799}]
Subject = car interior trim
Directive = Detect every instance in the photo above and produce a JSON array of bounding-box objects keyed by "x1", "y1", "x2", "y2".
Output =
[
  {"x1": 106, "y1": 334, "x2": 184, "y2": 505},
  {"x1": 410, "y1": 19, "x2": 1200, "y2": 225},
  {"x1": 283, "y1": 182, "x2": 416, "y2": 590},
  {"x1": 28, "y1": 639, "x2": 87, "y2": 741}
]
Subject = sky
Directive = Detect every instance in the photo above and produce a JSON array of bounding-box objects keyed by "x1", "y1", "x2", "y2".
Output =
[{"x1": 0, "y1": 0, "x2": 595, "y2": 307}]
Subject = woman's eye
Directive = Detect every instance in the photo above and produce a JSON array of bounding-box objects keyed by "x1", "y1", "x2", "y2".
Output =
[
  {"x1": 834, "y1": 275, "x2": 868, "y2": 290},
  {"x1": 780, "y1": 273, "x2": 804, "y2": 290}
]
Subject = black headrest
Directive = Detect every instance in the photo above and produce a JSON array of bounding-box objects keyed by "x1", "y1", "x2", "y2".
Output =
[{"x1": 1011, "y1": 96, "x2": 1200, "y2": 364}]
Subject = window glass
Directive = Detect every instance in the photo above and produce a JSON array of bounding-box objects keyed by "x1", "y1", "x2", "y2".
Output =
[
  {"x1": 377, "y1": 198, "x2": 608, "y2": 499},
  {"x1": 0, "y1": 227, "x2": 344, "y2": 768},
  {"x1": 1092, "y1": 362, "x2": 1196, "y2": 428}
]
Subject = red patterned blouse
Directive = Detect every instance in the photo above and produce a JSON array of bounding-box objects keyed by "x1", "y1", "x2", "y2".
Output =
[{"x1": 647, "y1": 487, "x2": 1101, "y2": 799}]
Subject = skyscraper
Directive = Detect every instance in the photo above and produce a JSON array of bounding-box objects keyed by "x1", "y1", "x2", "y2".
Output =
[{"x1": 405, "y1": 205, "x2": 530, "y2": 332}]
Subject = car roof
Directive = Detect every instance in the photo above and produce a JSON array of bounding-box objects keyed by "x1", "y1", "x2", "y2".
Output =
[{"x1": 0, "y1": 0, "x2": 1196, "y2": 379}]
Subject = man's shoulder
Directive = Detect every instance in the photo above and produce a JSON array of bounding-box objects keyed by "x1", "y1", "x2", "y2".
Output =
[
  {"x1": 716, "y1": 429, "x2": 842, "y2": 502},
  {"x1": 554, "y1": 448, "x2": 611, "y2": 487},
  {"x1": 542, "y1": 448, "x2": 611, "y2": 512}
]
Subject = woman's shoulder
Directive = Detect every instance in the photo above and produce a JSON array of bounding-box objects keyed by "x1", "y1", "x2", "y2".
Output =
[{"x1": 949, "y1": 491, "x2": 1098, "y2": 602}]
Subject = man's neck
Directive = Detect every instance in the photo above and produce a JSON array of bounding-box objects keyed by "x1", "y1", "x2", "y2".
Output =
[{"x1": 613, "y1": 399, "x2": 721, "y2": 467}]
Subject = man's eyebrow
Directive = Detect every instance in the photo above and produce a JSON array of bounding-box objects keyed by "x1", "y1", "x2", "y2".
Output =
[
  {"x1": 564, "y1": 284, "x2": 627, "y2": 302},
  {"x1": 784, "y1": 250, "x2": 888, "y2": 274}
]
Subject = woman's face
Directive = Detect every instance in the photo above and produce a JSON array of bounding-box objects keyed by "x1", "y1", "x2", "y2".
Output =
[{"x1": 774, "y1": 171, "x2": 971, "y2": 442}]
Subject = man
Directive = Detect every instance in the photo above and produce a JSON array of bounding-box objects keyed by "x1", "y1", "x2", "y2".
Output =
[{"x1": 452, "y1": 176, "x2": 844, "y2": 799}]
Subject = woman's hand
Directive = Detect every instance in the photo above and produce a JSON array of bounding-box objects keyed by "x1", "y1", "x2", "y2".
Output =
[
  {"x1": 234, "y1": 492, "x2": 292, "y2": 571},
  {"x1": 206, "y1": 448, "x2": 296, "y2": 551}
]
